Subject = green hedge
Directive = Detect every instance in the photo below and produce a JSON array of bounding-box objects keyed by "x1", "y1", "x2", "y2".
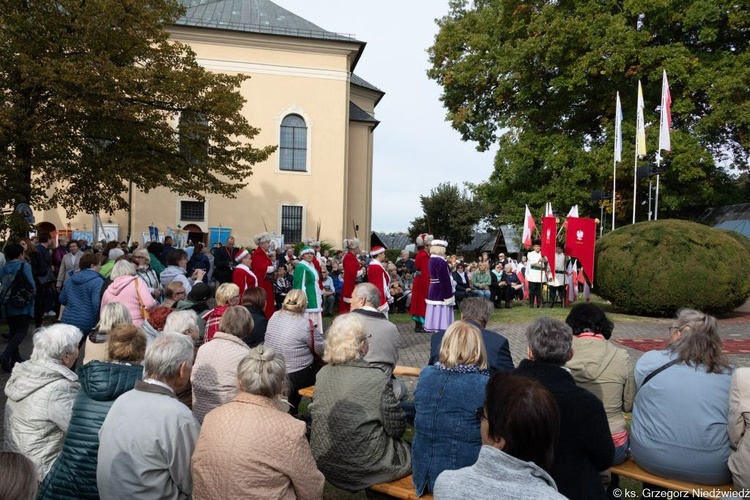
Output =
[{"x1": 595, "y1": 219, "x2": 750, "y2": 317}]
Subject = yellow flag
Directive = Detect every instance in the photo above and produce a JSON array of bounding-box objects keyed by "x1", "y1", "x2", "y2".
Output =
[{"x1": 636, "y1": 81, "x2": 647, "y2": 157}]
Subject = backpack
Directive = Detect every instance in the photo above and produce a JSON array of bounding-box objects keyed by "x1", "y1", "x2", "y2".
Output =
[{"x1": 5, "y1": 263, "x2": 35, "y2": 308}]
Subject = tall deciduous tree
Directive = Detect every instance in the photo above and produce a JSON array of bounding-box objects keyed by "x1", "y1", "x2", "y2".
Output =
[
  {"x1": 428, "y1": 0, "x2": 748, "y2": 225},
  {"x1": 408, "y1": 183, "x2": 482, "y2": 251},
  {"x1": 0, "y1": 0, "x2": 276, "y2": 228}
]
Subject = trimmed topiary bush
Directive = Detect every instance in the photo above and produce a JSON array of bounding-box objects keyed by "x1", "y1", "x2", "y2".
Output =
[{"x1": 595, "y1": 219, "x2": 750, "y2": 317}]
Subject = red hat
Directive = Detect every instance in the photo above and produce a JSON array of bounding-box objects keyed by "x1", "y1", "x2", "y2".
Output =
[{"x1": 370, "y1": 246, "x2": 385, "y2": 256}]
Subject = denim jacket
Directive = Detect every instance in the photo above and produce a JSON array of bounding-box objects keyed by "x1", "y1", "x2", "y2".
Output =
[{"x1": 412, "y1": 364, "x2": 489, "y2": 496}]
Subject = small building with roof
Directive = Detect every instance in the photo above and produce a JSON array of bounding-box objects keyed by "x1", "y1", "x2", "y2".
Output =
[{"x1": 36, "y1": 0, "x2": 383, "y2": 249}]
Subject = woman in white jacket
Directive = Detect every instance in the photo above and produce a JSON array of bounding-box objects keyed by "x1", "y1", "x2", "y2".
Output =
[{"x1": 3, "y1": 324, "x2": 82, "y2": 480}]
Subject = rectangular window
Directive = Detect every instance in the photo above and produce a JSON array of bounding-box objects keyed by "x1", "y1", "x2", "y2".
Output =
[
  {"x1": 281, "y1": 205, "x2": 303, "y2": 244},
  {"x1": 180, "y1": 201, "x2": 205, "y2": 221}
]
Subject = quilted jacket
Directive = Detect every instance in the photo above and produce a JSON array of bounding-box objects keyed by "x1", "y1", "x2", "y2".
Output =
[
  {"x1": 310, "y1": 360, "x2": 412, "y2": 492},
  {"x1": 59, "y1": 268, "x2": 104, "y2": 334},
  {"x1": 3, "y1": 360, "x2": 80, "y2": 480},
  {"x1": 37, "y1": 360, "x2": 142, "y2": 499},
  {"x1": 192, "y1": 392, "x2": 325, "y2": 499},
  {"x1": 191, "y1": 332, "x2": 250, "y2": 423}
]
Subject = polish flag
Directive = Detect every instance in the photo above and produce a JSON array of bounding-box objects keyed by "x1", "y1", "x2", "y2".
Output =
[
  {"x1": 522, "y1": 205, "x2": 536, "y2": 249},
  {"x1": 659, "y1": 70, "x2": 672, "y2": 153}
]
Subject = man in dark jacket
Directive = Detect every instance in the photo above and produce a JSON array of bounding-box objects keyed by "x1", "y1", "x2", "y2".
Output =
[
  {"x1": 428, "y1": 297, "x2": 513, "y2": 374},
  {"x1": 514, "y1": 317, "x2": 614, "y2": 500},
  {"x1": 212, "y1": 236, "x2": 239, "y2": 284},
  {"x1": 34, "y1": 233, "x2": 55, "y2": 326}
]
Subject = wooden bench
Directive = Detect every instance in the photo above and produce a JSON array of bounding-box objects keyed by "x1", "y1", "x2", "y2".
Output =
[
  {"x1": 611, "y1": 457, "x2": 734, "y2": 499},
  {"x1": 298, "y1": 365, "x2": 422, "y2": 399},
  {"x1": 368, "y1": 474, "x2": 432, "y2": 500}
]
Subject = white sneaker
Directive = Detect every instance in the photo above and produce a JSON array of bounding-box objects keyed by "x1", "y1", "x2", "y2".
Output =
[{"x1": 45, "y1": 311, "x2": 57, "y2": 317}]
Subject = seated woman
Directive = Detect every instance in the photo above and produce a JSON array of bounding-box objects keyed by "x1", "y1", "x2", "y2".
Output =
[
  {"x1": 191, "y1": 306, "x2": 253, "y2": 423},
  {"x1": 471, "y1": 261, "x2": 491, "y2": 300},
  {"x1": 434, "y1": 372, "x2": 566, "y2": 499},
  {"x1": 451, "y1": 262, "x2": 470, "y2": 304},
  {"x1": 3, "y1": 324, "x2": 83, "y2": 480},
  {"x1": 500, "y1": 264, "x2": 524, "y2": 307},
  {"x1": 264, "y1": 289, "x2": 325, "y2": 415},
  {"x1": 310, "y1": 314, "x2": 411, "y2": 492},
  {"x1": 39, "y1": 325, "x2": 146, "y2": 499},
  {"x1": 201, "y1": 282, "x2": 240, "y2": 343},
  {"x1": 242, "y1": 287, "x2": 268, "y2": 348},
  {"x1": 631, "y1": 308, "x2": 733, "y2": 485},
  {"x1": 489, "y1": 262, "x2": 504, "y2": 308},
  {"x1": 412, "y1": 321, "x2": 490, "y2": 496},
  {"x1": 565, "y1": 303, "x2": 635, "y2": 465},
  {"x1": 192, "y1": 346, "x2": 324, "y2": 499}
]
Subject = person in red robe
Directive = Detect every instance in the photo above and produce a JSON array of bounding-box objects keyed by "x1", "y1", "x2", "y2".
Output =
[
  {"x1": 367, "y1": 246, "x2": 392, "y2": 318},
  {"x1": 232, "y1": 249, "x2": 258, "y2": 297},
  {"x1": 251, "y1": 232, "x2": 276, "y2": 319},
  {"x1": 338, "y1": 238, "x2": 362, "y2": 314},
  {"x1": 409, "y1": 233, "x2": 432, "y2": 332}
]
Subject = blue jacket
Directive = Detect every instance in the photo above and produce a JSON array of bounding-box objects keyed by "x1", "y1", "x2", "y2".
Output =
[
  {"x1": 412, "y1": 365, "x2": 489, "y2": 495},
  {"x1": 59, "y1": 269, "x2": 104, "y2": 333},
  {"x1": 429, "y1": 320, "x2": 514, "y2": 374},
  {"x1": 0, "y1": 260, "x2": 36, "y2": 317},
  {"x1": 38, "y1": 360, "x2": 143, "y2": 499}
]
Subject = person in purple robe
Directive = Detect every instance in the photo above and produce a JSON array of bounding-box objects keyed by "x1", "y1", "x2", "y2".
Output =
[{"x1": 425, "y1": 240, "x2": 455, "y2": 332}]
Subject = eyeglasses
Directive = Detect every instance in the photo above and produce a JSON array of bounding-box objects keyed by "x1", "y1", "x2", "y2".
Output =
[
  {"x1": 668, "y1": 326, "x2": 680, "y2": 335},
  {"x1": 174, "y1": 291, "x2": 186, "y2": 296},
  {"x1": 475, "y1": 407, "x2": 487, "y2": 423}
]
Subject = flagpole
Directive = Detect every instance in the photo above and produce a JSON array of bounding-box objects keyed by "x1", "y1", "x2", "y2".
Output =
[
  {"x1": 647, "y1": 179, "x2": 652, "y2": 220},
  {"x1": 655, "y1": 156, "x2": 661, "y2": 219},
  {"x1": 612, "y1": 158, "x2": 617, "y2": 230},
  {"x1": 632, "y1": 143, "x2": 638, "y2": 224}
]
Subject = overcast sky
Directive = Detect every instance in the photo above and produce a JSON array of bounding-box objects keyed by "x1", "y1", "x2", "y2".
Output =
[{"x1": 279, "y1": 0, "x2": 497, "y2": 233}]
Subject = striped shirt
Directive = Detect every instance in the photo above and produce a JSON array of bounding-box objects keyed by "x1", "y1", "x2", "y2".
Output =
[{"x1": 264, "y1": 311, "x2": 325, "y2": 374}]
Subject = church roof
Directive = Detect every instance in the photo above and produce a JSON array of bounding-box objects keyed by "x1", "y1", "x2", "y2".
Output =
[
  {"x1": 175, "y1": 0, "x2": 358, "y2": 43},
  {"x1": 349, "y1": 102, "x2": 379, "y2": 127}
]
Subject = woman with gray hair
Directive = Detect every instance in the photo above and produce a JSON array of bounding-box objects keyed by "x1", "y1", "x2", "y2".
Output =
[
  {"x1": 631, "y1": 308, "x2": 733, "y2": 485},
  {"x1": 192, "y1": 346, "x2": 325, "y2": 499},
  {"x1": 191, "y1": 306, "x2": 252, "y2": 423},
  {"x1": 3, "y1": 324, "x2": 83, "y2": 480},
  {"x1": 100, "y1": 259, "x2": 157, "y2": 326},
  {"x1": 310, "y1": 314, "x2": 411, "y2": 491},
  {"x1": 133, "y1": 248, "x2": 162, "y2": 301}
]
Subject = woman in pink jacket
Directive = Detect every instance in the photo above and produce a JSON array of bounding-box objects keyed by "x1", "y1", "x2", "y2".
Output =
[{"x1": 100, "y1": 260, "x2": 157, "y2": 326}]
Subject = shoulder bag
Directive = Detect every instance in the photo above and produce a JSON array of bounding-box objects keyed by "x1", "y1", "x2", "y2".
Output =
[
  {"x1": 134, "y1": 278, "x2": 151, "y2": 321},
  {"x1": 308, "y1": 319, "x2": 326, "y2": 368}
]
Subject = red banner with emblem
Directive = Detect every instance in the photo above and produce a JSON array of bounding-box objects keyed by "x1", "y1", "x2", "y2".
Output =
[{"x1": 565, "y1": 217, "x2": 596, "y2": 284}]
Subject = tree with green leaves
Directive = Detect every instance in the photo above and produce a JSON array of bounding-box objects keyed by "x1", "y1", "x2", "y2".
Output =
[
  {"x1": 408, "y1": 182, "x2": 482, "y2": 251},
  {"x1": 428, "y1": 0, "x2": 748, "y2": 226},
  {"x1": 0, "y1": 0, "x2": 276, "y2": 234}
]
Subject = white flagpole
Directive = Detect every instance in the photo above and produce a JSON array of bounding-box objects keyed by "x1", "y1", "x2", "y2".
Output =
[
  {"x1": 655, "y1": 70, "x2": 671, "y2": 220},
  {"x1": 632, "y1": 143, "x2": 638, "y2": 224},
  {"x1": 614, "y1": 92, "x2": 622, "y2": 231}
]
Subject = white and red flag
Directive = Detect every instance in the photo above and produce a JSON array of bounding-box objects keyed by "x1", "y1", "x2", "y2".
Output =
[
  {"x1": 522, "y1": 205, "x2": 536, "y2": 249},
  {"x1": 659, "y1": 70, "x2": 672, "y2": 153}
]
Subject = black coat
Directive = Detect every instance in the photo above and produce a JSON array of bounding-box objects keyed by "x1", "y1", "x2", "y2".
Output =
[
  {"x1": 212, "y1": 245, "x2": 239, "y2": 284},
  {"x1": 514, "y1": 359, "x2": 614, "y2": 500}
]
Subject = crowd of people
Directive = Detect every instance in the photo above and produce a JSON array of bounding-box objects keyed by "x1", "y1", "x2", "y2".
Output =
[{"x1": 0, "y1": 231, "x2": 748, "y2": 499}]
